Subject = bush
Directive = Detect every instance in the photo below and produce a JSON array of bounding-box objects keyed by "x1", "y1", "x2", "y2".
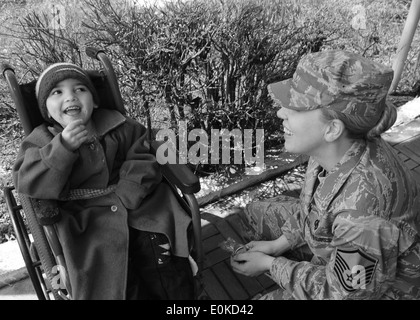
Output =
[
  {"x1": 2, "y1": 0, "x2": 418, "y2": 175},
  {"x1": 84, "y1": 0, "x2": 344, "y2": 173},
  {"x1": 2, "y1": 0, "x2": 338, "y2": 173}
]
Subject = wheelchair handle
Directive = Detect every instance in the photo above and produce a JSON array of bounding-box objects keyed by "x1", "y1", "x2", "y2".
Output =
[
  {"x1": 86, "y1": 47, "x2": 126, "y2": 115},
  {"x1": 85, "y1": 47, "x2": 105, "y2": 60},
  {"x1": 1, "y1": 63, "x2": 15, "y2": 78}
]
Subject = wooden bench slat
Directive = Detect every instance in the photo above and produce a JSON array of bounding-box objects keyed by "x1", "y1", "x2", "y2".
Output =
[
  {"x1": 212, "y1": 261, "x2": 249, "y2": 300},
  {"x1": 201, "y1": 223, "x2": 219, "y2": 240},
  {"x1": 204, "y1": 246, "x2": 230, "y2": 269},
  {"x1": 234, "y1": 272, "x2": 266, "y2": 298},
  {"x1": 395, "y1": 143, "x2": 420, "y2": 165},
  {"x1": 203, "y1": 233, "x2": 225, "y2": 254},
  {"x1": 201, "y1": 269, "x2": 231, "y2": 300}
]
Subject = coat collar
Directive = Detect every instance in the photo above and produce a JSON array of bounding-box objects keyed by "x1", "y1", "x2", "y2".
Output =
[
  {"x1": 303, "y1": 139, "x2": 367, "y2": 213},
  {"x1": 91, "y1": 109, "x2": 126, "y2": 138}
]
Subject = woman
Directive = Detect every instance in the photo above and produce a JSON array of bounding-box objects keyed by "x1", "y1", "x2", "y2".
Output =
[{"x1": 231, "y1": 50, "x2": 420, "y2": 300}]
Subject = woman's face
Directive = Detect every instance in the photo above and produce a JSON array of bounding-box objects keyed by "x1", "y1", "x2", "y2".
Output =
[{"x1": 277, "y1": 107, "x2": 329, "y2": 157}]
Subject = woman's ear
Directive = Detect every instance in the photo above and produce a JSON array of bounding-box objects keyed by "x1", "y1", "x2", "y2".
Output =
[{"x1": 324, "y1": 119, "x2": 345, "y2": 142}]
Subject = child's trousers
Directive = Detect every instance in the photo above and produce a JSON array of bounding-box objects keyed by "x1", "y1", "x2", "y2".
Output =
[{"x1": 126, "y1": 227, "x2": 195, "y2": 300}]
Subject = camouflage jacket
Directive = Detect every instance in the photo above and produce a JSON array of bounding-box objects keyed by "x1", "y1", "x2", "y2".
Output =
[{"x1": 271, "y1": 138, "x2": 420, "y2": 299}]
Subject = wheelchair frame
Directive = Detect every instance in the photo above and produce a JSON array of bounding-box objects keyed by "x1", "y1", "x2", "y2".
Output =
[{"x1": 1, "y1": 47, "x2": 203, "y2": 300}]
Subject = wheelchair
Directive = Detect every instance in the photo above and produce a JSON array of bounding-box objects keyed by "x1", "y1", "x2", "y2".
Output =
[{"x1": 1, "y1": 47, "x2": 203, "y2": 300}]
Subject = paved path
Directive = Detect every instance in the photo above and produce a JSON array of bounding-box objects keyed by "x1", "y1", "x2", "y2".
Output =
[
  {"x1": 0, "y1": 277, "x2": 36, "y2": 300},
  {"x1": 0, "y1": 240, "x2": 36, "y2": 300}
]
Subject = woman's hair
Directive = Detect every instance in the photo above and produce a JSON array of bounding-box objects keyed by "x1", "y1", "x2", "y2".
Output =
[{"x1": 320, "y1": 102, "x2": 397, "y2": 141}]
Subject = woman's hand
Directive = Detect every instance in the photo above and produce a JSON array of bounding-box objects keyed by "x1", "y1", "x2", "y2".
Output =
[
  {"x1": 230, "y1": 251, "x2": 275, "y2": 277},
  {"x1": 245, "y1": 240, "x2": 279, "y2": 256},
  {"x1": 245, "y1": 235, "x2": 291, "y2": 257}
]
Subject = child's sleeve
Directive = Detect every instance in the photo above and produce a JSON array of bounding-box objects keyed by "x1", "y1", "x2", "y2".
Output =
[
  {"x1": 13, "y1": 128, "x2": 79, "y2": 199},
  {"x1": 115, "y1": 119, "x2": 162, "y2": 210}
]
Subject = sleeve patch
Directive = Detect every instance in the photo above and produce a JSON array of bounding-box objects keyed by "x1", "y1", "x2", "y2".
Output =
[{"x1": 333, "y1": 248, "x2": 378, "y2": 292}]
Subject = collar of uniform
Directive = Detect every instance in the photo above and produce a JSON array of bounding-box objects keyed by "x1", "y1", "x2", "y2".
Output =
[
  {"x1": 301, "y1": 158, "x2": 323, "y2": 213},
  {"x1": 309, "y1": 139, "x2": 367, "y2": 213},
  {"x1": 91, "y1": 108, "x2": 126, "y2": 138}
]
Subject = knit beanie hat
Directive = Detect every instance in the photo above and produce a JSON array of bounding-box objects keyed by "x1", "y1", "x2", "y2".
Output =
[{"x1": 35, "y1": 63, "x2": 99, "y2": 123}]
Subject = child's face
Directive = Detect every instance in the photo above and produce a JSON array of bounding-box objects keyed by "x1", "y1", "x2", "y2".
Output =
[
  {"x1": 46, "y1": 78, "x2": 97, "y2": 128},
  {"x1": 277, "y1": 107, "x2": 329, "y2": 156}
]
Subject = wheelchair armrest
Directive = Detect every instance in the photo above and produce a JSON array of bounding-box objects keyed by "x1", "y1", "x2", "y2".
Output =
[{"x1": 150, "y1": 140, "x2": 201, "y2": 194}]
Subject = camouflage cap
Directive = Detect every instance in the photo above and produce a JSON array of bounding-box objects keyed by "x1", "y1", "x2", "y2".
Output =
[{"x1": 268, "y1": 50, "x2": 394, "y2": 120}]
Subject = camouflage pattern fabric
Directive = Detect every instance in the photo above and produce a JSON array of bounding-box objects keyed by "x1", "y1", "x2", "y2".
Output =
[
  {"x1": 239, "y1": 138, "x2": 420, "y2": 300},
  {"x1": 268, "y1": 50, "x2": 394, "y2": 128}
]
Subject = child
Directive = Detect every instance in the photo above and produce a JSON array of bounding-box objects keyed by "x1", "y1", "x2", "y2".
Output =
[
  {"x1": 13, "y1": 63, "x2": 194, "y2": 300},
  {"x1": 231, "y1": 51, "x2": 420, "y2": 300}
]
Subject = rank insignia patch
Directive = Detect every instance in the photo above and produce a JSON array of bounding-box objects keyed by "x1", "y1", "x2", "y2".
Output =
[{"x1": 333, "y1": 248, "x2": 378, "y2": 292}]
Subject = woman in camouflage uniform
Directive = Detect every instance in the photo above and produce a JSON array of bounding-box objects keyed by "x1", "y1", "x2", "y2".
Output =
[{"x1": 231, "y1": 50, "x2": 420, "y2": 300}]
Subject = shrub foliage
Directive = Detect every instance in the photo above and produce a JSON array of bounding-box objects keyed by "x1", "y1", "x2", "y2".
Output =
[{"x1": 2, "y1": 0, "x2": 343, "y2": 169}]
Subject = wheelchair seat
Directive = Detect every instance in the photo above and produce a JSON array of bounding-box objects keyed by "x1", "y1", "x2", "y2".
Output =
[{"x1": 1, "y1": 48, "x2": 203, "y2": 300}]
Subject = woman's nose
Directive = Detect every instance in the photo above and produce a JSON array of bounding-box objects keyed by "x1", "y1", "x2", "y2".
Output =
[{"x1": 277, "y1": 107, "x2": 287, "y2": 119}]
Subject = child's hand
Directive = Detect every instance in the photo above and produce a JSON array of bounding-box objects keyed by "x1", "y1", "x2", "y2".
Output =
[{"x1": 61, "y1": 119, "x2": 88, "y2": 151}]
